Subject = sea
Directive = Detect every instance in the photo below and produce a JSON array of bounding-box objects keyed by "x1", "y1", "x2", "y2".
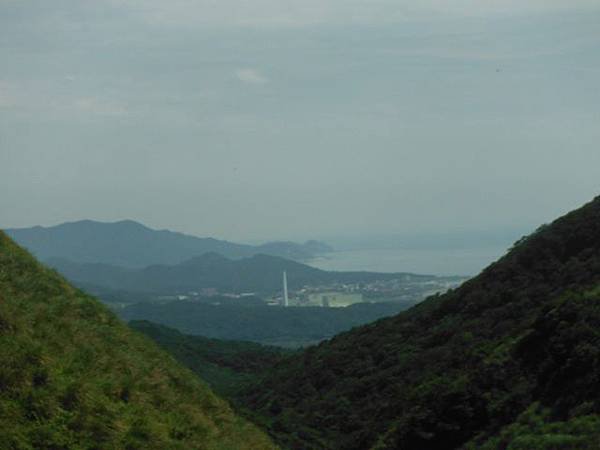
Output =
[{"x1": 307, "y1": 245, "x2": 510, "y2": 277}]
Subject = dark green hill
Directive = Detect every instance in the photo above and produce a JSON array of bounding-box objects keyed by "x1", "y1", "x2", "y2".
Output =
[
  {"x1": 120, "y1": 301, "x2": 415, "y2": 348},
  {"x1": 238, "y1": 196, "x2": 600, "y2": 449},
  {"x1": 0, "y1": 231, "x2": 277, "y2": 449},
  {"x1": 129, "y1": 321, "x2": 290, "y2": 397},
  {"x1": 46, "y1": 252, "x2": 432, "y2": 295},
  {"x1": 6, "y1": 220, "x2": 330, "y2": 267}
]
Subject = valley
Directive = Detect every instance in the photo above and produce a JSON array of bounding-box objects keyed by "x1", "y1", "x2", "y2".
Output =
[
  {"x1": 4, "y1": 197, "x2": 600, "y2": 449},
  {"x1": 3, "y1": 3, "x2": 595, "y2": 448},
  {"x1": 7, "y1": 220, "x2": 467, "y2": 349}
]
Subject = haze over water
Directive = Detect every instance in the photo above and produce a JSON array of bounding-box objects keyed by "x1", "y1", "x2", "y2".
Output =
[
  {"x1": 2, "y1": 1, "x2": 599, "y2": 241},
  {"x1": 309, "y1": 245, "x2": 507, "y2": 277}
]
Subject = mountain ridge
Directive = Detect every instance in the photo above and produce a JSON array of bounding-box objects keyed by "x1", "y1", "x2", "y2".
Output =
[
  {"x1": 46, "y1": 251, "x2": 436, "y2": 295},
  {"x1": 5, "y1": 219, "x2": 332, "y2": 268}
]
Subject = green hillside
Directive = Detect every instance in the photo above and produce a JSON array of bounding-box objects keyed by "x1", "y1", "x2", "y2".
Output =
[
  {"x1": 121, "y1": 301, "x2": 415, "y2": 348},
  {"x1": 129, "y1": 320, "x2": 290, "y2": 397},
  {"x1": 238, "y1": 196, "x2": 600, "y2": 449},
  {"x1": 0, "y1": 231, "x2": 277, "y2": 450}
]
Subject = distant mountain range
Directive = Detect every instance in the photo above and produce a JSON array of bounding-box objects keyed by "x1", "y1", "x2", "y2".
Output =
[
  {"x1": 46, "y1": 252, "x2": 432, "y2": 295},
  {"x1": 5, "y1": 219, "x2": 333, "y2": 267}
]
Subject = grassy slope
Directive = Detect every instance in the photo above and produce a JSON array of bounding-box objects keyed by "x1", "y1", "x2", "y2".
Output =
[
  {"x1": 0, "y1": 231, "x2": 277, "y2": 450},
  {"x1": 238, "y1": 196, "x2": 600, "y2": 450}
]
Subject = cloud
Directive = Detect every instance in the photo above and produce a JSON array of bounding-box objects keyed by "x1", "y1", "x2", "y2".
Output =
[
  {"x1": 0, "y1": 81, "x2": 17, "y2": 108},
  {"x1": 103, "y1": 0, "x2": 600, "y2": 28},
  {"x1": 72, "y1": 97, "x2": 128, "y2": 116},
  {"x1": 3, "y1": 0, "x2": 599, "y2": 34},
  {"x1": 0, "y1": 80, "x2": 128, "y2": 117},
  {"x1": 235, "y1": 68, "x2": 268, "y2": 85}
]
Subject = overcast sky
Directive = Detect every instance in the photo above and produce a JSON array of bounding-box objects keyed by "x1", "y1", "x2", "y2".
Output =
[{"x1": 1, "y1": 0, "x2": 599, "y2": 242}]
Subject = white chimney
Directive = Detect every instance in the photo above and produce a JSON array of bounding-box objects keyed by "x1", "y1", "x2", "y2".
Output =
[{"x1": 283, "y1": 271, "x2": 289, "y2": 307}]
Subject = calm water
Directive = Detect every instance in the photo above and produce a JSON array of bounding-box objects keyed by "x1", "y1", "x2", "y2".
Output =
[{"x1": 308, "y1": 246, "x2": 509, "y2": 277}]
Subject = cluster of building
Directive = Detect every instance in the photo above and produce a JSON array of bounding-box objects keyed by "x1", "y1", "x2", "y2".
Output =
[
  {"x1": 155, "y1": 272, "x2": 468, "y2": 308},
  {"x1": 268, "y1": 273, "x2": 468, "y2": 308}
]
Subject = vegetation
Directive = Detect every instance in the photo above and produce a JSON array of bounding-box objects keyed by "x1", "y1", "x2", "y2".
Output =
[
  {"x1": 129, "y1": 321, "x2": 290, "y2": 397},
  {"x1": 235, "y1": 196, "x2": 600, "y2": 449},
  {"x1": 0, "y1": 231, "x2": 277, "y2": 449},
  {"x1": 9, "y1": 195, "x2": 600, "y2": 450},
  {"x1": 120, "y1": 301, "x2": 414, "y2": 348},
  {"x1": 464, "y1": 404, "x2": 600, "y2": 450}
]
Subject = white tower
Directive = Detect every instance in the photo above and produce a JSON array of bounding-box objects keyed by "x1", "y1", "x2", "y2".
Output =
[{"x1": 283, "y1": 271, "x2": 289, "y2": 307}]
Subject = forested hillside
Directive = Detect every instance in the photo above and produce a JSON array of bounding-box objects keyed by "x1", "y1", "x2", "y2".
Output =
[
  {"x1": 121, "y1": 301, "x2": 413, "y2": 348},
  {"x1": 238, "y1": 196, "x2": 600, "y2": 449},
  {"x1": 0, "y1": 231, "x2": 277, "y2": 449},
  {"x1": 130, "y1": 321, "x2": 290, "y2": 396}
]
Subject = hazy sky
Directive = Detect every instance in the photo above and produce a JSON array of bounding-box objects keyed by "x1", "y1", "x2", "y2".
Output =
[{"x1": 2, "y1": 0, "x2": 599, "y2": 242}]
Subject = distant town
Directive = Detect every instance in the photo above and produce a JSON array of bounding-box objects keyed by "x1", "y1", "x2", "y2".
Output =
[{"x1": 156, "y1": 274, "x2": 469, "y2": 308}]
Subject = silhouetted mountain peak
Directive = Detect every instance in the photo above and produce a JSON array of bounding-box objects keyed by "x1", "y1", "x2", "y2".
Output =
[{"x1": 6, "y1": 219, "x2": 332, "y2": 267}]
